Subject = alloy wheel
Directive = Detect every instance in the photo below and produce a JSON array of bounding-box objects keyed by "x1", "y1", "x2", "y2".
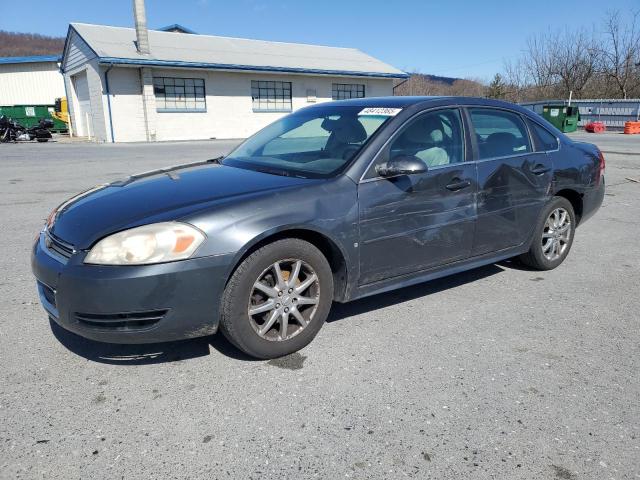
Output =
[
  {"x1": 248, "y1": 259, "x2": 320, "y2": 341},
  {"x1": 541, "y1": 207, "x2": 571, "y2": 261}
]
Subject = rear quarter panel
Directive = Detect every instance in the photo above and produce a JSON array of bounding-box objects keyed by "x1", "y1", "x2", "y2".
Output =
[{"x1": 551, "y1": 140, "x2": 601, "y2": 193}]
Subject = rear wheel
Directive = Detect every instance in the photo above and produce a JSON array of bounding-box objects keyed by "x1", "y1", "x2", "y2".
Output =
[
  {"x1": 220, "y1": 238, "x2": 333, "y2": 359},
  {"x1": 519, "y1": 196, "x2": 576, "y2": 270}
]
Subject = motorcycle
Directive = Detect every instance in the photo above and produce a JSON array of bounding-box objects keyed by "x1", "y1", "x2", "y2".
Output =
[{"x1": 0, "y1": 116, "x2": 54, "y2": 143}]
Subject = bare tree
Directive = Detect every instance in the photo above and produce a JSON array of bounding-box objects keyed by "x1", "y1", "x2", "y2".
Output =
[
  {"x1": 0, "y1": 31, "x2": 64, "y2": 57},
  {"x1": 449, "y1": 78, "x2": 486, "y2": 97},
  {"x1": 600, "y1": 10, "x2": 640, "y2": 99},
  {"x1": 548, "y1": 28, "x2": 600, "y2": 97},
  {"x1": 500, "y1": 26, "x2": 601, "y2": 102},
  {"x1": 523, "y1": 33, "x2": 556, "y2": 89}
]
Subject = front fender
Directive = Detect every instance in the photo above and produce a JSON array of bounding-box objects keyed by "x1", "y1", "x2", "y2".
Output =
[{"x1": 182, "y1": 176, "x2": 360, "y2": 294}]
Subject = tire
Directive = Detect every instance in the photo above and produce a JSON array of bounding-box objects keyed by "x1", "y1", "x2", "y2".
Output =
[
  {"x1": 220, "y1": 238, "x2": 333, "y2": 359},
  {"x1": 519, "y1": 196, "x2": 576, "y2": 270}
]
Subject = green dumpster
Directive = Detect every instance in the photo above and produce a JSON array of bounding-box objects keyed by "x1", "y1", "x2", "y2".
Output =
[
  {"x1": 0, "y1": 105, "x2": 67, "y2": 132},
  {"x1": 541, "y1": 105, "x2": 580, "y2": 133}
]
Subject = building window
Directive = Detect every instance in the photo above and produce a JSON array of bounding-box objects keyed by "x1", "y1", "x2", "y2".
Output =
[
  {"x1": 153, "y1": 77, "x2": 206, "y2": 112},
  {"x1": 251, "y1": 80, "x2": 292, "y2": 112},
  {"x1": 332, "y1": 83, "x2": 365, "y2": 100}
]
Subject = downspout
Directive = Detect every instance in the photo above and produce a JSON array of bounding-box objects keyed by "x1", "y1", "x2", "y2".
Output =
[
  {"x1": 59, "y1": 62, "x2": 74, "y2": 137},
  {"x1": 104, "y1": 63, "x2": 116, "y2": 143},
  {"x1": 392, "y1": 77, "x2": 409, "y2": 95}
]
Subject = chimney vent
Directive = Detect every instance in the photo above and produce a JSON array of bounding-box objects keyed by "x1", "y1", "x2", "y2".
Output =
[{"x1": 133, "y1": 0, "x2": 150, "y2": 55}]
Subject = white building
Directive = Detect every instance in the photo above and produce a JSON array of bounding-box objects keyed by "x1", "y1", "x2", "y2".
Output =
[
  {"x1": 60, "y1": 21, "x2": 407, "y2": 142},
  {"x1": 0, "y1": 55, "x2": 65, "y2": 106}
]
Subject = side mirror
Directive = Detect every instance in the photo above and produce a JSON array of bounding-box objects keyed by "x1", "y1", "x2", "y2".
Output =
[{"x1": 376, "y1": 155, "x2": 427, "y2": 178}]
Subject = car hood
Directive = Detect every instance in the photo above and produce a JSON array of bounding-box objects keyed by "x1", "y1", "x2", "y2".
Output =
[{"x1": 49, "y1": 162, "x2": 316, "y2": 249}]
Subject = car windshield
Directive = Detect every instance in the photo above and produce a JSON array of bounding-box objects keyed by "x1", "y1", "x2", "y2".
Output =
[{"x1": 222, "y1": 105, "x2": 394, "y2": 178}]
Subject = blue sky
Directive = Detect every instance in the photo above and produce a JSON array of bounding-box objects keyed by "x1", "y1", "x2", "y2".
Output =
[{"x1": 2, "y1": 0, "x2": 638, "y2": 81}]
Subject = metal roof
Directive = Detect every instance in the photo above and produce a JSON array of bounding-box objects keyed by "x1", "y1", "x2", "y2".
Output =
[
  {"x1": 68, "y1": 23, "x2": 408, "y2": 78},
  {"x1": 156, "y1": 24, "x2": 197, "y2": 34},
  {"x1": 0, "y1": 55, "x2": 61, "y2": 65}
]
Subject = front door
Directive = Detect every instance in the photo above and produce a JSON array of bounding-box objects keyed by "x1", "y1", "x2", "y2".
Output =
[
  {"x1": 468, "y1": 107, "x2": 552, "y2": 255},
  {"x1": 357, "y1": 108, "x2": 477, "y2": 285}
]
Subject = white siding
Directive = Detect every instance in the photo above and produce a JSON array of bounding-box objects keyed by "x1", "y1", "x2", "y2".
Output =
[
  {"x1": 63, "y1": 29, "x2": 97, "y2": 75},
  {"x1": 145, "y1": 69, "x2": 394, "y2": 142},
  {"x1": 102, "y1": 67, "x2": 147, "y2": 142},
  {"x1": 63, "y1": 29, "x2": 104, "y2": 139},
  {"x1": 85, "y1": 61, "x2": 108, "y2": 141},
  {"x1": 71, "y1": 70, "x2": 91, "y2": 137},
  {"x1": 66, "y1": 61, "x2": 108, "y2": 141},
  {"x1": 65, "y1": 64, "x2": 394, "y2": 143},
  {"x1": 0, "y1": 62, "x2": 65, "y2": 105}
]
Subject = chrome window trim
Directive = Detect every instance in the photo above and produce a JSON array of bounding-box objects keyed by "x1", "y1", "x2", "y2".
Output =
[
  {"x1": 469, "y1": 150, "x2": 534, "y2": 164},
  {"x1": 359, "y1": 106, "x2": 467, "y2": 183},
  {"x1": 359, "y1": 161, "x2": 467, "y2": 184}
]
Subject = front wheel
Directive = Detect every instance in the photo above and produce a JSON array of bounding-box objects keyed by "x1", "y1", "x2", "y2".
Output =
[
  {"x1": 220, "y1": 238, "x2": 333, "y2": 359},
  {"x1": 519, "y1": 196, "x2": 576, "y2": 270}
]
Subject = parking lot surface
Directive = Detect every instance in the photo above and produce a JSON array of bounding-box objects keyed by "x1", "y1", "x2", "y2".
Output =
[{"x1": 1, "y1": 133, "x2": 639, "y2": 479}]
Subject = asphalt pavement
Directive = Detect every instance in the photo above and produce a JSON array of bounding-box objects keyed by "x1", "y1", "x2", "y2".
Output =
[{"x1": 0, "y1": 132, "x2": 638, "y2": 479}]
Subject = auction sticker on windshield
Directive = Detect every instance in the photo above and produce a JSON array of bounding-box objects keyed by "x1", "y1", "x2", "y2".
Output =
[{"x1": 358, "y1": 107, "x2": 402, "y2": 116}]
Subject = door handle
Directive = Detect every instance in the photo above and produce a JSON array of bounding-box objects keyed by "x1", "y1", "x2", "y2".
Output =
[
  {"x1": 530, "y1": 164, "x2": 550, "y2": 175},
  {"x1": 445, "y1": 179, "x2": 471, "y2": 191}
]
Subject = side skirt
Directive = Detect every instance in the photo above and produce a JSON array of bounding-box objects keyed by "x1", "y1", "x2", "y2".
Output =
[{"x1": 346, "y1": 244, "x2": 529, "y2": 302}]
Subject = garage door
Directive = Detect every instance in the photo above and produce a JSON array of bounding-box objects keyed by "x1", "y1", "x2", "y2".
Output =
[{"x1": 72, "y1": 71, "x2": 92, "y2": 138}]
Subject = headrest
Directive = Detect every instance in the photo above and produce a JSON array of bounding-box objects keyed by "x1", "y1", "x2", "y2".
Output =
[
  {"x1": 485, "y1": 132, "x2": 517, "y2": 156},
  {"x1": 321, "y1": 117, "x2": 367, "y2": 143},
  {"x1": 430, "y1": 129, "x2": 443, "y2": 143},
  {"x1": 403, "y1": 117, "x2": 443, "y2": 144},
  {"x1": 486, "y1": 132, "x2": 517, "y2": 147}
]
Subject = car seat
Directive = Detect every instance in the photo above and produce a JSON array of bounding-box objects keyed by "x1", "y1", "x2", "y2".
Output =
[
  {"x1": 483, "y1": 132, "x2": 518, "y2": 158},
  {"x1": 402, "y1": 117, "x2": 450, "y2": 167},
  {"x1": 322, "y1": 117, "x2": 367, "y2": 160}
]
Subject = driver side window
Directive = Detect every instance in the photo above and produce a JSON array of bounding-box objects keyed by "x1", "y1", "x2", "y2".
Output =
[{"x1": 366, "y1": 108, "x2": 464, "y2": 178}]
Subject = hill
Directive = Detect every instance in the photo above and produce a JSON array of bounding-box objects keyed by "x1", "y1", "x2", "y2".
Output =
[
  {"x1": 394, "y1": 72, "x2": 486, "y2": 97},
  {"x1": 0, "y1": 31, "x2": 64, "y2": 57}
]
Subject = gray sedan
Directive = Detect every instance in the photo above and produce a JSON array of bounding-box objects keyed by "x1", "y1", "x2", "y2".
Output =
[{"x1": 31, "y1": 96, "x2": 605, "y2": 358}]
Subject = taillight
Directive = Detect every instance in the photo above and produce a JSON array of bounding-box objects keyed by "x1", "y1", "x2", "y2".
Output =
[{"x1": 597, "y1": 149, "x2": 605, "y2": 182}]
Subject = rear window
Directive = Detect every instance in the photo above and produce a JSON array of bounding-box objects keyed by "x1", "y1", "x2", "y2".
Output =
[
  {"x1": 528, "y1": 120, "x2": 559, "y2": 152},
  {"x1": 469, "y1": 108, "x2": 531, "y2": 160}
]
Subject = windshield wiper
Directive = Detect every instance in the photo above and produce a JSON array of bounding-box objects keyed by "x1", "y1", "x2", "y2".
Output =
[
  {"x1": 207, "y1": 155, "x2": 224, "y2": 164},
  {"x1": 252, "y1": 166, "x2": 295, "y2": 177}
]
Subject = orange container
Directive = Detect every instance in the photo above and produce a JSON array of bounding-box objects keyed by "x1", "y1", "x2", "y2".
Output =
[{"x1": 624, "y1": 121, "x2": 640, "y2": 134}]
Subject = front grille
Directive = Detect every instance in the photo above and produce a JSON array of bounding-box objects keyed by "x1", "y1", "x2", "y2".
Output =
[
  {"x1": 74, "y1": 310, "x2": 168, "y2": 331},
  {"x1": 45, "y1": 232, "x2": 75, "y2": 259}
]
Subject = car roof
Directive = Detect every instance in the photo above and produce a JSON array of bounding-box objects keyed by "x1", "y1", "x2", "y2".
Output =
[{"x1": 306, "y1": 96, "x2": 529, "y2": 112}]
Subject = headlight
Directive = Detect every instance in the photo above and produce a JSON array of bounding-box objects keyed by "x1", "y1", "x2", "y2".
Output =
[{"x1": 84, "y1": 222, "x2": 205, "y2": 265}]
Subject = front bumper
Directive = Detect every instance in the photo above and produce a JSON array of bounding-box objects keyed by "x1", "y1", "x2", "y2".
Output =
[{"x1": 31, "y1": 232, "x2": 234, "y2": 344}]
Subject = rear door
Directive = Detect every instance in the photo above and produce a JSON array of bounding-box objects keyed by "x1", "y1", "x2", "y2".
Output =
[
  {"x1": 357, "y1": 108, "x2": 477, "y2": 285},
  {"x1": 468, "y1": 108, "x2": 552, "y2": 255}
]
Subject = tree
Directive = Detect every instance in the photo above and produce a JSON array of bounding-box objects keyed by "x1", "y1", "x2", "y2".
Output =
[
  {"x1": 487, "y1": 73, "x2": 506, "y2": 98},
  {"x1": 0, "y1": 31, "x2": 64, "y2": 57},
  {"x1": 600, "y1": 10, "x2": 640, "y2": 99},
  {"x1": 548, "y1": 28, "x2": 600, "y2": 97}
]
